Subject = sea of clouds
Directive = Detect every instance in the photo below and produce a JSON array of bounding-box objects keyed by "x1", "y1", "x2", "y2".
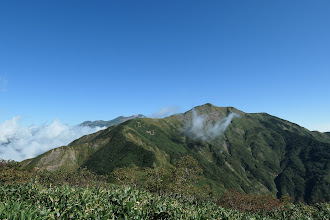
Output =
[{"x1": 0, "y1": 117, "x2": 105, "y2": 162}]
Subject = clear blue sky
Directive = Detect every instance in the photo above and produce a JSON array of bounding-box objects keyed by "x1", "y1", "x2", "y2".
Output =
[{"x1": 1, "y1": 0, "x2": 330, "y2": 131}]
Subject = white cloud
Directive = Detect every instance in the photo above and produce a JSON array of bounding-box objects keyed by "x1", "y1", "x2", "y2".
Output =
[
  {"x1": 151, "y1": 106, "x2": 180, "y2": 118},
  {"x1": 0, "y1": 117, "x2": 105, "y2": 161},
  {"x1": 185, "y1": 110, "x2": 239, "y2": 141}
]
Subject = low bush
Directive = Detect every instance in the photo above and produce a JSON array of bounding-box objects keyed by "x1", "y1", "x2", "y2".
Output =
[
  {"x1": 218, "y1": 189, "x2": 283, "y2": 214},
  {"x1": 0, "y1": 182, "x2": 329, "y2": 219}
]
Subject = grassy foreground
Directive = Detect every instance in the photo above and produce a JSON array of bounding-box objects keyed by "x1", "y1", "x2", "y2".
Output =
[{"x1": 0, "y1": 182, "x2": 329, "y2": 219}]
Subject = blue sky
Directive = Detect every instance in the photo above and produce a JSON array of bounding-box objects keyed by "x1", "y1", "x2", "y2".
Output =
[{"x1": 1, "y1": 0, "x2": 330, "y2": 131}]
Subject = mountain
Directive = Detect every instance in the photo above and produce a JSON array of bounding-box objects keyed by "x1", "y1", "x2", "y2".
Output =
[
  {"x1": 79, "y1": 114, "x2": 146, "y2": 128},
  {"x1": 22, "y1": 104, "x2": 330, "y2": 203}
]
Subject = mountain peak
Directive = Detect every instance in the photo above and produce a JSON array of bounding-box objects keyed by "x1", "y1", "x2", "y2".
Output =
[
  {"x1": 191, "y1": 103, "x2": 245, "y2": 115},
  {"x1": 23, "y1": 104, "x2": 330, "y2": 203}
]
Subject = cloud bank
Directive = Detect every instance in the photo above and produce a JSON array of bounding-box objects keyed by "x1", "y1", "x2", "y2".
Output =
[
  {"x1": 0, "y1": 117, "x2": 105, "y2": 161},
  {"x1": 151, "y1": 106, "x2": 180, "y2": 118},
  {"x1": 185, "y1": 110, "x2": 239, "y2": 141}
]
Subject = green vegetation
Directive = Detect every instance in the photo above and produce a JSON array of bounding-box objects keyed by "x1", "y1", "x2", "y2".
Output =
[
  {"x1": 22, "y1": 103, "x2": 330, "y2": 203},
  {"x1": 1, "y1": 160, "x2": 329, "y2": 219},
  {"x1": 2, "y1": 182, "x2": 330, "y2": 219},
  {"x1": 111, "y1": 156, "x2": 208, "y2": 200}
]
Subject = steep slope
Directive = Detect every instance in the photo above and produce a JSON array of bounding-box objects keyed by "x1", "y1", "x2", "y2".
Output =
[
  {"x1": 22, "y1": 104, "x2": 330, "y2": 203},
  {"x1": 79, "y1": 114, "x2": 146, "y2": 128}
]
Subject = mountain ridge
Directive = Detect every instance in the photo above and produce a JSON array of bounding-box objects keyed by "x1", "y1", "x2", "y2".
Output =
[
  {"x1": 79, "y1": 114, "x2": 146, "y2": 128},
  {"x1": 22, "y1": 104, "x2": 330, "y2": 203}
]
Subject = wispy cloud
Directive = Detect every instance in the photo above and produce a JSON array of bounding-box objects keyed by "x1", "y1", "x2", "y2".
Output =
[
  {"x1": 184, "y1": 110, "x2": 239, "y2": 141},
  {"x1": 0, "y1": 117, "x2": 105, "y2": 161},
  {"x1": 0, "y1": 75, "x2": 8, "y2": 92},
  {"x1": 151, "y1": 106, "x2": 180, "y2": 118}
]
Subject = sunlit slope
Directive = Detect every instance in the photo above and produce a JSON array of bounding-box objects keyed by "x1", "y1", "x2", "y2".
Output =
[{"x1": 22, "y1": 103, "x2": 330, "y2": 203}]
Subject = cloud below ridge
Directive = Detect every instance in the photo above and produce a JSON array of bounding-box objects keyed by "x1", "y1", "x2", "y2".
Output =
[
  {"x1": 185, "y1": 110, "x2": 239, "y2": 141},
  {"x1": 0, "y1": 117, "x2": 105, "y2": 161}
]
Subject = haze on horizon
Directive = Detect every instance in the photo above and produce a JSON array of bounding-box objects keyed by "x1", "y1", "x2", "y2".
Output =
[{"x1": 1, "y1": 0, "x2": 329, "y2": 161}]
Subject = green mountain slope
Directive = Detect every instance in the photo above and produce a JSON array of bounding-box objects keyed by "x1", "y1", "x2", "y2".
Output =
[{"x1": 22, "y1": 103, "x2": 330, "y2": 203}]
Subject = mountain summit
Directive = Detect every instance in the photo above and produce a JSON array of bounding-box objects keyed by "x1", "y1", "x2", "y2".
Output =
[{"x1": 22, "y1": 104, "x2": 330, "y2": 203}]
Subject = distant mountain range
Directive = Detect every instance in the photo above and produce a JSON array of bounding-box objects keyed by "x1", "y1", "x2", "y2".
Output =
[
  {"x1": 22, "y1": 104, "x2": 330, "y2": 203},
  {"x1": 79, "y1": 114, "x2": 146, "y2": 128}
]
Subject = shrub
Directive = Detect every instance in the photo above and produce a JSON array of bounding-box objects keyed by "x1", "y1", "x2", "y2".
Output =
[
  {"x1": 36, "y1": 168, "x2": 107, "y2": 188},
  {"x1": 218, "y1": 189, "x2": 283, "y2": 214},
  {"x1": 0, "y1": 160, "x2": 33, "y2": 184}
]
